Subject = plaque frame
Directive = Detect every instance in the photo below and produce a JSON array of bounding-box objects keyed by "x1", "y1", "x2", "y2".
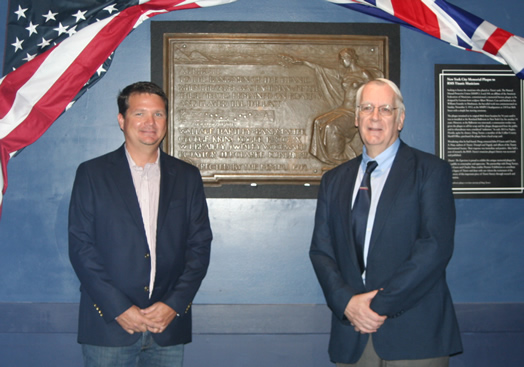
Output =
[
  {"x1": 151, "y1": 22, "x2": 400, "y2": 198},
  {"x1": 435, "y1": 64, "x2": 524, "y2": 198}
]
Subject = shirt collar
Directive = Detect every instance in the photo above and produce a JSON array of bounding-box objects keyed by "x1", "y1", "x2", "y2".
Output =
[
  {"x1": 361, "y1": 138, "x2": 400, "y2": 173},
  {"x1": 124, "y1": 146, "x2": 161, "y2": 171}
]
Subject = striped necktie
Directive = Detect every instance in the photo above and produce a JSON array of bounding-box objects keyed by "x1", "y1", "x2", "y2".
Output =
[{"x1": 352, "y1": 160, "x2": 378, "y2": 274}]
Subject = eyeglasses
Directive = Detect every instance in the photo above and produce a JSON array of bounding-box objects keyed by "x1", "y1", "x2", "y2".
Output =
[{"x1": 357, "y1": 104, "x2": 398, "y2": 117}]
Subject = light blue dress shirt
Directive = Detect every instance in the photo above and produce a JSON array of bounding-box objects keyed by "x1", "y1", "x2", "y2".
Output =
[{"x1": 352, "y1": 139, "x2": 400, "y2": 281}]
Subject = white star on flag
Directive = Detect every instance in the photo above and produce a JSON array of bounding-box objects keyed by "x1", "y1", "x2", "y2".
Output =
[{"x1": 0, "y1": 0, "x2": 238, "y2": 219}]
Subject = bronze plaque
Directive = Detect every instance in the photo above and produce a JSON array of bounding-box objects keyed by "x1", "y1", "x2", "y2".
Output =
[{"x1": 163, "y1": 33, "x2": 388, "y2": 184}]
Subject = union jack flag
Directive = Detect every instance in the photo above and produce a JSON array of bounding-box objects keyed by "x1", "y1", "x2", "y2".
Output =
[
  {"x1": 0, "y1": 0, "x2": 236, "y2": 218},
  {"x1": 325, "y1": 0, "x2": 524, "y2": 79}
]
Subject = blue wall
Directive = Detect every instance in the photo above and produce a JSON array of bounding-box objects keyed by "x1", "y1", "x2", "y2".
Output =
[{"x1": 0, "y1": 0, "x2": 523, "y2": 366}]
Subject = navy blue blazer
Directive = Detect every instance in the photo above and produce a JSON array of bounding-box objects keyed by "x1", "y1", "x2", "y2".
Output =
[
  {"x1": 69, "y1": 145, "x2": 212, "y2": 347},
  {"x1": 310, "y1": 141, "x2": 462, "y2": 363}
]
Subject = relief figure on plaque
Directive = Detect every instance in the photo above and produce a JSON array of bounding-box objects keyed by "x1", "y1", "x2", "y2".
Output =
[{"x1": 281, "y1": 48, "x2": 383, "y2": 166}]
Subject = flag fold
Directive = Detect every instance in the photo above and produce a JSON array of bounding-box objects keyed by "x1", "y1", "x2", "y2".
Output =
[
  {"x1": 0, "y1": 0, "x2": 236, "y2": 218},
  {"x1": 325, "y1": 0, "x2": 524, "y2": 79}
]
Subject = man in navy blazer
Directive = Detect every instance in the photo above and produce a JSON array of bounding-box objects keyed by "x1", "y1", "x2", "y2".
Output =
[
  {"x1": 69, "y1": 82, "x2": 212, "y2": 366},
  {"x1": 310, "y1": 79, "x2": 462, "y2": 366}
]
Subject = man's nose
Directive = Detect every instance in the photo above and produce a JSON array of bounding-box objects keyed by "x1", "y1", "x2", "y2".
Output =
[
  {"x1": 371, "y1": 107, "x2": 381, "y2": 119},
  {"x1": 144, "y1": 113, "x2": 155, "y2": 124}
]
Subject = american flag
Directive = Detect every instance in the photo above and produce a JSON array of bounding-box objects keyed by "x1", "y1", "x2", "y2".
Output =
[
  {"x1": 0, "y1": 0, "x2": 236, "y2": 218},
  {"x1": 325, "y1": 0, "x2": 524, "y2": 79}
]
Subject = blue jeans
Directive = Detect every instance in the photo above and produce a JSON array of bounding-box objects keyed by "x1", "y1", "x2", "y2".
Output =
[{"x1": 82, "y1": 332, "x2": 184, "y2": 367}]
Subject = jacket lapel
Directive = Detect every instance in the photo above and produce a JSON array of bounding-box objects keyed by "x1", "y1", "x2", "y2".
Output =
[
  {"x1": 338, "y1": 157, "x2": 362, "y2": 272},
  {"x1": 156, "y1": 151, "x2": 177, "y2": 233},
  {"x1": 368, "y1": 142, "x2": 413, "y2": 253},
  {"x1": 109, "y1": 145, "x2": 145, "y2": 233}
]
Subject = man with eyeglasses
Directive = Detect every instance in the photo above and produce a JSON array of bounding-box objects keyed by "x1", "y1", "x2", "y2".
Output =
[{"x1": 310, "y1": 78, "x2": 462, "y2": 366}]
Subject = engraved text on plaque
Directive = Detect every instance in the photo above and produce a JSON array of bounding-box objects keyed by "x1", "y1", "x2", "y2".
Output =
[{"x1": 164, "y1": 34, "x2": 388, "y2": 184}]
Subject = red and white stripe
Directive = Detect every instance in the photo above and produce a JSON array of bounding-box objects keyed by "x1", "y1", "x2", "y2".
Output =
[
  {"x1": 326, "y1": 0, "x2": 524, "y2": 78},
  {"x1": 472, "y1": 21, "x2": 524, "y2": 77},
  {"x1": 0, "y1": 0, "x2": 236, "y2": 217}
]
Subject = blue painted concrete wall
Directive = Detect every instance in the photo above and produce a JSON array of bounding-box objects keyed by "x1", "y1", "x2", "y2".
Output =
[
  {"x1": 1, "y1": 0, "x2": 523, "y2": 305},
  {"x1": 0, "y1": 0, "x2": 523, "y2": 366}
]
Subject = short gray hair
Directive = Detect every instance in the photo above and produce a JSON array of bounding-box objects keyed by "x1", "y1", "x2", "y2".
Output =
[{"x1": 355, "y1": 78, "x2": 405, "y2": 114}]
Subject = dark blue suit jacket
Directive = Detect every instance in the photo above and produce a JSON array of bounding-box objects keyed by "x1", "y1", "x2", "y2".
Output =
[
  {"x1": 69, "y1": 145, "x2": 212, "y2": 347},
  {"x1": 310, "y1": 141, "x2": 462, "y2": 363}
]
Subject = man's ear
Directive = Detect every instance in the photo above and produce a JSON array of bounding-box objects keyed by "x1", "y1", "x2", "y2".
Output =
[
  {"x1": 397, "y1": 110, "x2": 405, "y2": 131},
  {"x1": 117, "y1": 113, "x2": 125, "y2": 131}
]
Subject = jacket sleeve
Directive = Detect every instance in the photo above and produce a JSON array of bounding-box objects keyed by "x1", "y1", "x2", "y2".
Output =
[
  {"x1": 68, "y1": 163, "x2": 134, "y2": 322},
  {"x1": 309, "y1": 172, "x2": 361, "y2": 321},
  {"x1": 370, "y1": 159, "x2": 456, "y2": 318}
]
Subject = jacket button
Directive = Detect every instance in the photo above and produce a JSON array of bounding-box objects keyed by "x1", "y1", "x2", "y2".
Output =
[
  {"x1": 144, "y1": 286, "x2": 149, "y2": 292},
  {"x1": 145, "y1": 253, "x2": 150, "y2": 258}
]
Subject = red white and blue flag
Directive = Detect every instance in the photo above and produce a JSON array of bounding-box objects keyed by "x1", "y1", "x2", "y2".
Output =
[
  {"x1": 325, "y1": 0, "x2": 524, "y2": 79},
  {"x1": 0, "y1": 0, "x2": 236, "y2": 218}
]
